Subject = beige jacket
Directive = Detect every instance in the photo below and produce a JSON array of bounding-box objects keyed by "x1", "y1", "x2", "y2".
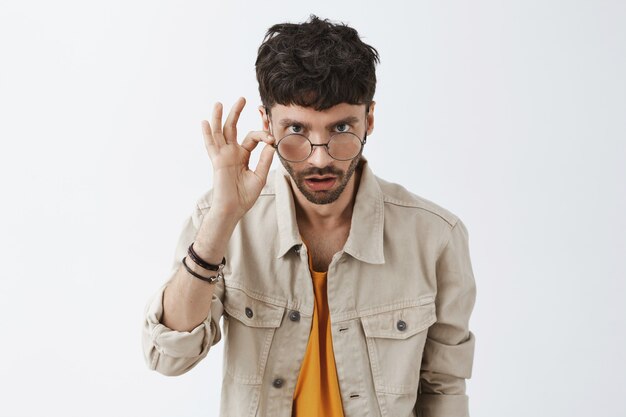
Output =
[{"x1": 142, "y1": 157, "x2": 477, "y2": 417}]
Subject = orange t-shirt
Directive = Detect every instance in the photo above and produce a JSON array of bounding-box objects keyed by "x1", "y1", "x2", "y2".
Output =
[{"x1": 291, "y1": 254, "x2": 345, "y2": 417}]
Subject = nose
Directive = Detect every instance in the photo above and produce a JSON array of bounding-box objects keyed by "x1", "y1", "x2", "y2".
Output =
[{"x1": 307, "y1": 142, "x2": 333, "y2": 167}]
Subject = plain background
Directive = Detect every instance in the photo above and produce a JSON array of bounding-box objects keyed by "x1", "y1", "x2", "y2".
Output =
[{"x1": 1, "y1": 1, "x2": 625, "y2": 416}]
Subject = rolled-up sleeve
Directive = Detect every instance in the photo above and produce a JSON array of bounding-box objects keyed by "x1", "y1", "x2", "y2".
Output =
[
  {"x1": 416, "y1": 218, "x2": 477, "y2": 417},
  {"x1": 141, "y1": 202, "x2": 225, "y2": 377}
]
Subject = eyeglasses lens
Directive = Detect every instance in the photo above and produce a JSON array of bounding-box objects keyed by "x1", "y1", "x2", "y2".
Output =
[{"x1": 277, "y1": 133, "x2": 362, "y2": 162}]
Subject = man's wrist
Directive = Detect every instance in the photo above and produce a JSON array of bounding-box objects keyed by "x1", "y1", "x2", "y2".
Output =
[
  {"x1": 205, "y1": 206, "x2": 242, "y2": 229},
  {"x1": 192, "y1": 213, "x2": 237, "y2": 263}
]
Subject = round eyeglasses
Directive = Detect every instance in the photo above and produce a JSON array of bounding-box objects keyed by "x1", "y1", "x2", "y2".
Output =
[{"x1": 272, "y1": 131, "x2": 367, "y2": 163}]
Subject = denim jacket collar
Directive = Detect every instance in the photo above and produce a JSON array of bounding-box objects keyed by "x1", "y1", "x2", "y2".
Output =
[{"x1": 274, "y1": 156, "x2": 385, "y2": 265}]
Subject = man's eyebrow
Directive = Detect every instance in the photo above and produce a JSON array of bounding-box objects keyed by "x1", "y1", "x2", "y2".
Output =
[
  {"x1": 278, "y1": 116, "x2": 361, "y2": 129},
  {"x1": 328, "y1": 116, "x2": 360, "y2": 127},
  {"x1": 278, "y1": 119, "x2": 312, "y2": 129}
]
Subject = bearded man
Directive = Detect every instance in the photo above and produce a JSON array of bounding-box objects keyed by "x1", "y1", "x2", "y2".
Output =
[{"x1": 143, "y1": 15, "x2": 477, "y2": 417}]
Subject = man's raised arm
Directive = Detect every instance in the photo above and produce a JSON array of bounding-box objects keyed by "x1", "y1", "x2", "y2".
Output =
[{"x1": 141, "y1": 98, "x2": 276, "y2": 376}]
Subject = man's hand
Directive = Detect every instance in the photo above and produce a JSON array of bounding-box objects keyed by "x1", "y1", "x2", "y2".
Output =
[
  {"x1": 202, "y1": 97, "x2": 276, "y2": 222},
  {"x1": 160, "y1": 98, "x2": 273, "y2": 333}
]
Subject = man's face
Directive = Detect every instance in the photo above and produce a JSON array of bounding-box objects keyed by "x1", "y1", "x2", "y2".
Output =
[{"x1": 264, "y1": 102, "x2": 374, "y2": 205}]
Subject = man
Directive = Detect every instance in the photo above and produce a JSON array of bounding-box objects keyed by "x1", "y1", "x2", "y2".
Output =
[{"x1": 143, "y1": 15, "x2": 476, "y2": 417}]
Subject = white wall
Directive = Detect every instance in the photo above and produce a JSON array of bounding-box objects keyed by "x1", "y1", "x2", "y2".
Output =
[{"x1": 1, "y1": 1, "x2": 624, "y2": 416}]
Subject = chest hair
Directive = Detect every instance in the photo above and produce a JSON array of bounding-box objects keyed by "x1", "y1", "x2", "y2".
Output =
[{"x1": 300, "y1": 227, "x2": 350, "y2": 272}]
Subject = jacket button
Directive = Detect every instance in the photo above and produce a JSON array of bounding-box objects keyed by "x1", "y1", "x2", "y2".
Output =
[
  {"x1": 289, "y1": 311, "x2": 300, "y2": 322},
  {"x1": 245, "y1": 307, "x2": 253, "y2": 318},
  {"x1": 272, "y1": 378, "x2": 284, "y2": 388},
  {"x1": 397, "y1": 320, "x2": 407, "y2": 331}
]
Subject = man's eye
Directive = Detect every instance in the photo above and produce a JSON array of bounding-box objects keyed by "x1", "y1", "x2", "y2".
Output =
[
  {"x1": 289, "y1": 125, "x2": 303, "y2": 133},
  {"x1": 335, "y1": 123, "x2": 350, "y2": 132}
]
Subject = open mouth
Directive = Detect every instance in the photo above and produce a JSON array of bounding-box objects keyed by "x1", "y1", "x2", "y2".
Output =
[{"x1": 304, "y1": 176, "x2": 337, "y2": 191}]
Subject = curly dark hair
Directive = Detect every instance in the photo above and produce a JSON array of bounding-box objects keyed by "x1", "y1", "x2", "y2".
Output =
[{"x1": 255, "y1": 15, "x2": 380, "y2": 112}]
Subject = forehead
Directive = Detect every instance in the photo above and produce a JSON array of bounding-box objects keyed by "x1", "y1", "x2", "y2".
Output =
[{"x1": 270, "y1": 102, "x2": 367, "y2": 122}]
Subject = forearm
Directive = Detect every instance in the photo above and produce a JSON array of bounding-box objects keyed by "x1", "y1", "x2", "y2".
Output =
[
  {"x1": 162, "y1": 209, "x2": 239, "y2": 332},
  {"x1": 416, "y1": 218, "x2": 476, "y2": 416}
]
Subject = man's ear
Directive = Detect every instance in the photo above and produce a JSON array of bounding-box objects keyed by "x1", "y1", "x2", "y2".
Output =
[
  {"x1": 366, "y1": 100, "x2": 376, "y2": 136},
  {"x1": 258, "y1": 105, "x2": 270, "y2": 130}
]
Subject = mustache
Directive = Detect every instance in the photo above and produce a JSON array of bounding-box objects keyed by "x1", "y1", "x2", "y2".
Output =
[{"x1": 299, "y1": 166, "x2": 343, "y2": 177}]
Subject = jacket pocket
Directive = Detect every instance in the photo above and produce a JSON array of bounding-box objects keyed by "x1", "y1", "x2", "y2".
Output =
[
  {"x1": 222, "y1": 286, "x2": 285, "y2": 385},
  {"x1": 360, "y1": 302, "x2": 436, "y2": 395}
]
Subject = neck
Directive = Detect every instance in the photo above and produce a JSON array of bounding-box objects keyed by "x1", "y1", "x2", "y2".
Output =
[{"x1": 291, "y1": 165, "x2": 362, "y2": 230}]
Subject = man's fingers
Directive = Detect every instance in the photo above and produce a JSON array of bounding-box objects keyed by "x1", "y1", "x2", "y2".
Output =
[
  {"x1": 211, "y1": 102, "x2": 226, "y2": 145},
  {"x1": 223, "y1": 97, "x2": 246, "y2": 144},
  {"x1": 201, "y1": 120, "x2": 216, "y2": 154},
  {"x1": 240, "y1": 130, "x2": 275, "y2": 153},
  {"x1": 254, "y1": 143, "x2": 276, "y2": 181}
]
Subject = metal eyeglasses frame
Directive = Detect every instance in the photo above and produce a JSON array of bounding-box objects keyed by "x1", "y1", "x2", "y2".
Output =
[{"x1": 265, "y1": 105, "x2": 370, "y2": 163}]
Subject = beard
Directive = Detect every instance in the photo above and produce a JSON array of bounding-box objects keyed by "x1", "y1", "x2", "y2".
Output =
[{"x1": 280, "y1": 152, "x2": 362, "y2": 205}]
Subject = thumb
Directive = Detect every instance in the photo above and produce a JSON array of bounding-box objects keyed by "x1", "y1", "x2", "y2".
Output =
[{"x1": 254, "y1": 143, "x2": 276, "y2": 181}]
